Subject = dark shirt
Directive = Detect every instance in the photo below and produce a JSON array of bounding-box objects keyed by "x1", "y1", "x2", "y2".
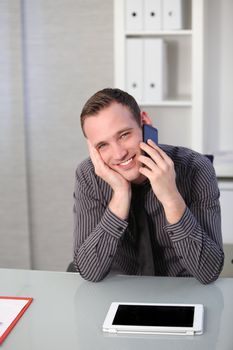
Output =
[{"x1": 73, "y1": 145, "x2": 224, "y2": 283}]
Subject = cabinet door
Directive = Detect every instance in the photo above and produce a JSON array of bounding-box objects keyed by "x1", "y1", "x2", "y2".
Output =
[
  {"x1": 218, "y1": 182, "x2": 233, "y2": 277},
  {"x1": 219, "y1": 184, "x2": 233, "y2": 244}
]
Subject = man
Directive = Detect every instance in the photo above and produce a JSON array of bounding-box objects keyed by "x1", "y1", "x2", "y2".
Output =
[{"x1": 73, "y1": 88, "x2": 224, "y2": 283}]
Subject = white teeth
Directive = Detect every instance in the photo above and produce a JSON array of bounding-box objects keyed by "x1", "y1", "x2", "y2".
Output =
[{"x1": 120, "y1": 158, "x2": 132, "y2": 166}]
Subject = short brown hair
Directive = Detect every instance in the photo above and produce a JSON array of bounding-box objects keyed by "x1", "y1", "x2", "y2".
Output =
[{"x1": 80, "y1": 88, "x2": 141, "y2": 135}]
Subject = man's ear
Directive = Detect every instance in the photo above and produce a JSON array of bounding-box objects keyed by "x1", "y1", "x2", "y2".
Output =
[{"x1": 140, "y1": 111, "x2": 152, "y2": 126}]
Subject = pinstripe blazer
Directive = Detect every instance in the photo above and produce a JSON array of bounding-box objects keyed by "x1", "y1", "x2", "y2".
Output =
[{"x1": 73, "y1": 145, "x2": 224, "y2": 283}]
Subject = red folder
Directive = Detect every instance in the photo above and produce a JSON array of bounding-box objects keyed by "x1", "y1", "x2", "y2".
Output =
[{"x1": 0, "y1": 296, "x2": 33, "y2": 345}]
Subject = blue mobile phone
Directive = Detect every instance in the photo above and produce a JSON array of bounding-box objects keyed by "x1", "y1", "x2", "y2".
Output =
[{"x1": 143, "y1": 124, "x2": 158, "y2": 145}]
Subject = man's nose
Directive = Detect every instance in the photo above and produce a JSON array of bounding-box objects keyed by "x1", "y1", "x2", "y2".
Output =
[{"x1": 112, "y1": 143, "x2": 127, "y2": 160}]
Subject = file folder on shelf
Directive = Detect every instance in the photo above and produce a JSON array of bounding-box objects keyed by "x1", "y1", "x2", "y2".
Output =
[
  {"x1": 0, "y1": 296, "x2": 33, "y2": 345},
  {"x1": 163, "y1": 0, "x2": 183, "y2": 30},
  {"x1": 144, "y1": 38, "x2": 167, "y2": 103},
  {"x1": 144, "y1": 0, "x2": 162, "y2": 31},
  {"x1": 126, "y1": 38, "x2": 143, "y2": 103},
  {"x1": 125, "y1": 0, "x2": 143, "y2": 31}
]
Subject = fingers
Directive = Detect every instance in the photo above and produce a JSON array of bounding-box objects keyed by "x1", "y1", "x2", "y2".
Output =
[
  {"x1": 139, "y1": 154, "x2": 158, "y2": 171},
  {"x1": 87, "y1": 140, "x2": 102, "y2": 162},
  {"x1": 140, "y1": 140, "x2": 173, "y2": 167},
  {"x1": 87, "y1": 140, "x2": 97, "y2": 158},
  {"x1": 87, "y1": 140, "x2": 130, "y2": 192},
  {"x1": 87, "y1": 140, "x2": 105, "y2": 173}
]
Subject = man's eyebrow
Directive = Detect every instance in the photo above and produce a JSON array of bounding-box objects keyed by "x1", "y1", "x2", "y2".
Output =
[
  {"x1": 94, "y1": 128, "x2": 134, "y2": 148},
  {"x1": 94, "y1": 140, "x2": 107, "y2": 148},
  {"x1": 117, "y1": 127, "x2": 133, "y2": 134}
]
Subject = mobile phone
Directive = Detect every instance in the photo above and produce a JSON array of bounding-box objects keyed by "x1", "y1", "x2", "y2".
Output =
[
  {"x1": 143, "y1": 124, "x2": 158, "y2": 145},
  {"x1": 102, "y1": 302, "x2": 204, "y2": 335}
]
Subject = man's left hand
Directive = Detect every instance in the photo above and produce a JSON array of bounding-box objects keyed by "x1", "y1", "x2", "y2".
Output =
[{"x1": 138, "y1": 140, "x2": 186, "y2": 224}]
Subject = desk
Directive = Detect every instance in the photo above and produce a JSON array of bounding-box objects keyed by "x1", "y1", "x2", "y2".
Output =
[{"x1": 0, "y1": 269, "x2": 232, "y2": 349}]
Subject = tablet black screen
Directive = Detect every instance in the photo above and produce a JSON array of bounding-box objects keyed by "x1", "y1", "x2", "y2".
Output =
[{"x1": 112, "y1": 305, "x2": 194, "y2": 327}]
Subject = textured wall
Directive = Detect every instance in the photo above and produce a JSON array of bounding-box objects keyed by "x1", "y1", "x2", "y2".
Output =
[
  {"x1": 0, "y1": 0, "x2": 113, "y2": 271},
  {"x1": 23, "y1": 0, "x2": 113, "y2": 270},
  {"x1": 0, "y1": 0, "x2": 31, "y2": 268}
]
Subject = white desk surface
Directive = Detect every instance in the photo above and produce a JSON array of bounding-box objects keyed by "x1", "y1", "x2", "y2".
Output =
[{"x1": 0, "y1": 268, "x2": 232, "y2": 349}]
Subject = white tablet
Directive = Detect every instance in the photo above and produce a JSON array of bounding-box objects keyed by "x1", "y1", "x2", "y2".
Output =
[{"x1": 102, "y1": 302, "x2": 204, "y2": 335}]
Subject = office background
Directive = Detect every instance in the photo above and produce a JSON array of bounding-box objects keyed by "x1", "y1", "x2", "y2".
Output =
[{"x1": 0, "y1": 0, "x2": 232, "y2": 272}]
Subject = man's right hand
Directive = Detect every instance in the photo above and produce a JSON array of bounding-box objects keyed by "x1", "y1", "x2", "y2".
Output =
[{"x1": 88, "y1": 141, "x2": 131, "y2": 220}]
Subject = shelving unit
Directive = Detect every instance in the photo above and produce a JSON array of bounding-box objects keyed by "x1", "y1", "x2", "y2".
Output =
[
  {"x1": 140, "y1": 100, "x2": 192, "y2": 107},
  {"x1": 125, "y1": 30, "x2": 192, "y2": 36},
  {"x1": 114, "y1": 0, "x2": 204, "y2": 152}
]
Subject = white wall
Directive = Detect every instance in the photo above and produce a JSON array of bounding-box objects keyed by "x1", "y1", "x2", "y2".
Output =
[
  {"x1": 23, "y1": 0, "x2": 113, "y2": 271},
  {"x1": 0, "y1": 0, "x2": 113, "y2": 271},
  {"x1": 0, "y1": 0, "x2": 31, "y2": 268}
]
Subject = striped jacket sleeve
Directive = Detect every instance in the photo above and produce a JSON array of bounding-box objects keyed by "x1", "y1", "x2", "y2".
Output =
[
  {"x1": 163, "y1": 156, "x2": 224, "y2": 284},
  {"x1": 73, "y1": 160, "x2": 128, "y2": 282}
]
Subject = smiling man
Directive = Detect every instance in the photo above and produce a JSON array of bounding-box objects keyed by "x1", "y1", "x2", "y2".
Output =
[{"x1": 73, "y1": 88, "x2": 224, "y2": 283}]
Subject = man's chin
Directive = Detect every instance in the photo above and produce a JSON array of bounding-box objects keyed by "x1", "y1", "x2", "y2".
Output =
[{"x1": 119, "y1": 170, "x2": 144, "y2": 184}]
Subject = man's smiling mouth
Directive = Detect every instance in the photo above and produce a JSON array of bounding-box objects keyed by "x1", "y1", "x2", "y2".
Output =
[
  {"x1": 120, "y1": 157, "x2": 133, "y2": 166},
  {"x1": 115, "y1": 155, "x2": 136, "y2": 167}
]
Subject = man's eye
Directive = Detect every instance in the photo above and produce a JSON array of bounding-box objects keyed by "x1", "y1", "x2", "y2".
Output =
[
  {"x1": 97, "y1": 143, "x2": 106, "y2": 150},
  {"x1": 121, "y1": 132, "x2": 130, "y2": 139}
]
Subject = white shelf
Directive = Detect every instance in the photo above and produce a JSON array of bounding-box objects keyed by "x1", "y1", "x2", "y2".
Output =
[
  {"x1": 139, "y1": 100, "x2": 192, "y2": 107},
  {"x1": 126, "y1": 30, "x2": 192, "y2": 37}
]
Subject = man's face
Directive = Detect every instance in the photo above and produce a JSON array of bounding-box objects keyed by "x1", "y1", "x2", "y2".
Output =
[{"x1": 83, "y1": 102, "x2": 145, "y2": 183}]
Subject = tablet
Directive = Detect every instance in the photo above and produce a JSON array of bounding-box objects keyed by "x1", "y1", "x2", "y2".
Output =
[{"x1": 102, "y1": 302, "x2": 204, "y2": 335}]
